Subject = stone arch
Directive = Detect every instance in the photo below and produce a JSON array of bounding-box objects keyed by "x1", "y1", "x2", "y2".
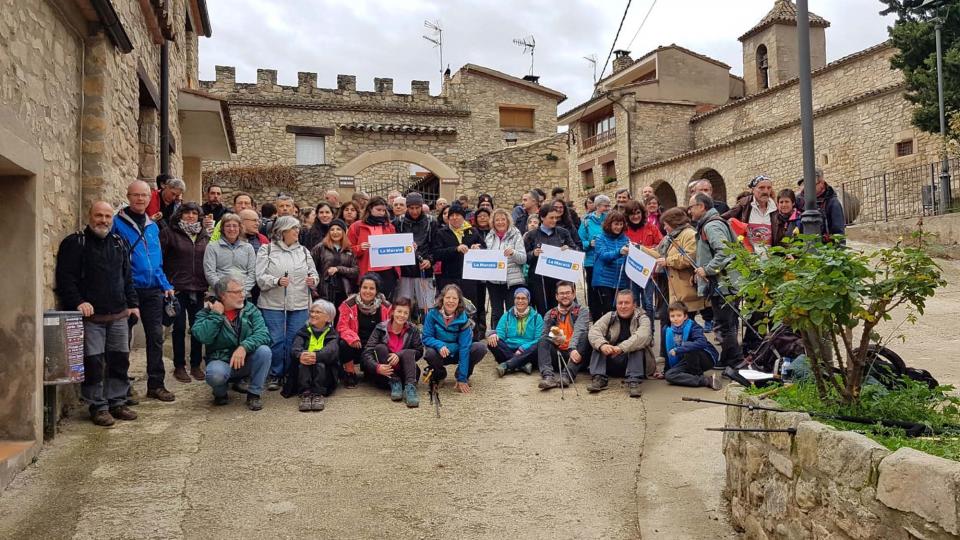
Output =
[
  {"x1": 650, "y1": 179, "x2": 677, "y2": 209},
  {"x1": 756, "y1": 44, "x2": 769, "y2": 90},
  {"x1": 335, "y1": 149, "x2": 459, "y2": 200},
  {"x1": 690, "y1": 167, "x2": 728, "y2": 204}
]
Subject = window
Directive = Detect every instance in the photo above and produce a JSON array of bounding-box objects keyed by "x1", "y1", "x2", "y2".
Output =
[
  {"x1": 594, "y1": 115, "x2": 616, "y2": 136},
  {"x1": 582, "y1": 168, "x2": 595, "y2": 189},
  {"x1": 896, "y1": 140, "x2": 914, "y2": 157},
  {"x1": 295, "y1": 135, "x2": 325, "y2": 165},
  {"x1": 499, "y1": 107, "x2": 534, "y2": 129},
  {"x1": 602, "y1": 160, "x2": 616, "y2": 183},
  {"x1": 757, "y1": 45, "x2": 769, "y2": 90}
]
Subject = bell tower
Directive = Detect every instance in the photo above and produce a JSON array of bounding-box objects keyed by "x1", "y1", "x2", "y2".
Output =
[{"x1": 739, "y1": 0, "x2": 829, "y2": 95}]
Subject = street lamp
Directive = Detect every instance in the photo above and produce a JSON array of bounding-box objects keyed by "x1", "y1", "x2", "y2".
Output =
[
  {"x1": 797, "y1": 0, "x2": 822, "y2": 239},
  {"x1": 918, "y1": 0, "x2": 952, "y2": 213}
]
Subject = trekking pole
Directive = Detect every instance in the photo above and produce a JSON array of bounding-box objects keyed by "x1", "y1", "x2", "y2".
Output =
[
  {"x1": 282, "y1": 271, "x2": 289, "y2": 380},
  {"x1": 706, "y1": 427, "x2": 797, "y2": 434},
  {"x1": 555, "y1": 348, "x2": 581, "y2": 397}
]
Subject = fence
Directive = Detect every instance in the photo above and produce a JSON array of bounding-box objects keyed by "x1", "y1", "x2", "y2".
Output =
[{"x1": 838, "y1": 157, "x2": 960, "y2": 224}]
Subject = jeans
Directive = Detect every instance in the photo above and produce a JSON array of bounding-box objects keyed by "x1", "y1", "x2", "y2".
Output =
[
  {"x1": 424, "y1": 342, "x2": 487, "y2": 382},
  {"x1": 665, "y1": 349, "x2": 716, "y2": 387},
  {"x1": 486, "y1": 283, "x2": 521, "y2": 331},
  {"x1": 260, "y1": 308, "x2": 309, "y2": 378},
  {"x1": 131, "y1": 288, "x2": 167, "y2": 390},
  {"x1": 589, "y1": 349, "x2": 646, "y2": 383},
  {"x1": 205, "y1": 344, "x2": 272, "y2": 398},
  {"x1": 537, "y1": 337, "x2": 589, "y2": 379},
  {"x1": 489, "y1": 341, "x2": 537, "y2": 371},
  {"x1": 81, "y1": 351, "x2": 130, "y2": 415},
  {"x1": 172, "y1": 291, "x2": 204, "y2": 369},
  {"x1": 711, "y1": 295, "x2": 744, "y2": 367}
]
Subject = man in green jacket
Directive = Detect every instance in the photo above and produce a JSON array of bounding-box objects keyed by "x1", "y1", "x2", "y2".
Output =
[{"x1": 192, "y1": 275, "x2": 272, "y2": 410}]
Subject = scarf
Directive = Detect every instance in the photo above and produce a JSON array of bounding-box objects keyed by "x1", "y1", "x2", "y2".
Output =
[
  {"x1": 180, "y1": 220, "x2": 202, "y2": 236},
  {"x1": 513, "y1": 305, "x2": 531, "y2": 335},
  {"x1": 442, "y1": 307, "x2": 459, "y2": 325},
  {"x1": 626, "y1": 219, "x2": 644, "y2": 231},
  {"x1": 356, "y1": 293, "x2": 383, "y2": 316},
  {"x1": 365, "y1": 213, "x2": 388, "y2": 226},
  {"x1": 451, "y1": 222, "x2": 472, "y2": 243}
]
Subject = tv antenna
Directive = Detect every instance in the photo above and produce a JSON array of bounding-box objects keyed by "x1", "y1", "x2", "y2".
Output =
[
  {"x1": 583, "y1": 54, "x2": 598, "y2": 83},
  {"x1": 513, "y1": 35, "x2": 536, "y2": 76},
  {"x1": 423, "y1": 19, "x2": 444, "y2": 81}
]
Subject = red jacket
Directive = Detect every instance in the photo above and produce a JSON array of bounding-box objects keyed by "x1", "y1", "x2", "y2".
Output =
[
  {"x1": 336, "y1": 294, "x2": 392, "y2": 345},
  {"x1": 347, "y1": 219, "x2": 398, "y2": 279},
  {"x1": 626, "y1": 222, "x2": 663, "y2": 248}
]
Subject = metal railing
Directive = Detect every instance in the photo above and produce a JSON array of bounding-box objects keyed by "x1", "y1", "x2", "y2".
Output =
[
  {"x1": 581, "y1": 128, "x2": 616, "y2": 151},
  {"x1": 838, "y1": 157, "x2": 960, "y2": 225}
]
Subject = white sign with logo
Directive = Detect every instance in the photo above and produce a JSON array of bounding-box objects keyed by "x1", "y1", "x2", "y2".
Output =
[
  {"x1": 625, "y1": 244, "x2": 657, "y2": 288},
  {"x1": 462, "y1": 249, "x2": 508, "y2": 281},
  {"x1": 534, "y1": 244, "x2": 585, "y2": 282},
  {"x1": 369, "y1": 233, "x2": 415, "y2": 267}
]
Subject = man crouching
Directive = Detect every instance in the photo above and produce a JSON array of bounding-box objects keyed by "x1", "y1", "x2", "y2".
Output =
[{"x1": 192, "y1": 275, "x2": 272, "y2": 410}]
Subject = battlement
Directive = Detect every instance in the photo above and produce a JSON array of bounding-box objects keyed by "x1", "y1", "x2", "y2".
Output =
[{"x1": 203, "y1": 66, "x2": 450, "y2": 106}]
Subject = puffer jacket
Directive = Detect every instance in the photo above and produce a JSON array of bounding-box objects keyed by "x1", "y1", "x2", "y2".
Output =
[
  {"x1": 578, "y1": 211, "x2": 606, "y2": 267},
  {"x1": 336, "y1": 294, "x2": 392, "y2": 346},
  {"x1": 112, "y1": 207, "x2": 173, "y2": 291},
  {"x1": 361, "y1": 320, "x2": 424, "y2": 374},
  {"x1": 203, "y1": 237, "x2": 257, "y2": 296},
  {"x1": 422, "y1": 307, "x2": 476, "y2": 383},
  {"x1": 255, "y1": 240, "x2": 318, "y2": 311},
  {"x1": 484, "y1": 227, "x2": 527, "y2": 287},
  {"x1": 191, "y1": 301, "x2": 272, "y2": 365},
  {"x1": 159, "y1": 224, "x2": 210, "y2": 292},
  {"x1": 588, "y1": 308, "x2": 656, "y2": 376},
  {"x1": 310, "y1": 242, "x2": 358, "y2": 300},
  {"x1": 489, "y1": 307, "x2": 543, "y2": 352},
  {"x1": 592, "y1": 232, "x2": 628, "y2": 288}
]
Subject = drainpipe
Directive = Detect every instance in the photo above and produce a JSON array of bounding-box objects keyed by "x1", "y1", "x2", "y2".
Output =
[
  {"x1": 160, "y1": 40, "x2": 170, "y2": 176},
  {"x1": 603, "y1": 93, "x2": 633, "y2": 196}
]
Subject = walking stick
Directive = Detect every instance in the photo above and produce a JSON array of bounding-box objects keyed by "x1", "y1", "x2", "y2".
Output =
[{"x1": 282, "y1": 271, "x2": 289, "y2": 381}]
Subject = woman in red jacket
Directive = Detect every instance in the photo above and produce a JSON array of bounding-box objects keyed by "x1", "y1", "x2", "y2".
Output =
[
  {"x1": 622, "y1": 199, "x2": 662, "y2": 332},
  {"x1": 337, "y1": 273, "x2": 392, "y2": 388},
  {"x1": 347, "y1": 196, "x2": 399, "y2": 294}
]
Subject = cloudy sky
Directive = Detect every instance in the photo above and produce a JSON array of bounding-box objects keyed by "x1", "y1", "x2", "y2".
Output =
[{"x1": 199, "y1": 0, "x2": 897, "y2": 113}]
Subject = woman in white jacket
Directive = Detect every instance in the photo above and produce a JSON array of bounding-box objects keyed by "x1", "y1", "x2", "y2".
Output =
[
  {"x1": 484, "y1": 208, "x2": 527, "y2": 330},
  {"x1": 256, "y1": 215, "x2": 318, "y2": 390},
  {"x1": 203, "y1": 213, "x2": 257, "y2": 297}
]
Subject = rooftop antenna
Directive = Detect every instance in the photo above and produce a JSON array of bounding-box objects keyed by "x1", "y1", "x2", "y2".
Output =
[
  {"x1": 513, "y1": 35, "x2": 536, "y2": 76},
  {"x1": 583, "y1": 54, "x2": 598, "y2": 83},
  {"x1": 423, "y1": 19, "x2": 444, "y2": 83}
]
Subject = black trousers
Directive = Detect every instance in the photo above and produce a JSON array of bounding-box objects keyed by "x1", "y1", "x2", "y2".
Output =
[
  {"x1": 339, "y1": 340, "x2": 363, "y2": 371},
  {"x1": 486, "y1": 283, "x2": 521, "y2": 334},
  {"x1": 529, "y1": 275, "x2": 558, "y2": 315},
  {"x1": 374, "y1": 270, "x2": 398, "y2": 301},
  {"x1": 474, "y1": 282, "x2": 489, "y2": 337},
  {"x1": 297, "y1": 361, "x2": 338, "y2": 396},
  {"x1": 712, "y1": 295, "x2": 744, "y2": 367},
  {"x1": 131, "y1": 288, "x2": 167, "y2": 390},
  {"x1": 172, "y1": 291, "x2": 204, "y2": 369},
  {"x1": 424, "y1": 343, "x2": 487, "y2": 382},
  {"x1": 365, "y1": 344, "x2": 420, "y2": 386},
  {"x1": 585, "y1": 266, "x2": 603, "y2": 318},
  {"x1": 664, "y1": 349, "x2": 715, "y2": 387}
]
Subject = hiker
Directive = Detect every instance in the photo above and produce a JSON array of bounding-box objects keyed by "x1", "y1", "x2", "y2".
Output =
[
  {"x1": 433, "y1": 202, "x2": 484, "y2": 298},
  {"x1": 361, "y1": 297, "x2": 422, "y2": 407},
  {"x1": 337, "y1": 273, "x2": 392, "y2": 388},
  {"x1": 587, "y1": 289, "x2": 655, "y2": 398},
  {"x1": 394, "y1": 192, "x2": 438, "y2": 318},
  {"x1": 487, "y1": 287, "x2": 544, "y2": 377},
  {"x1": 591, "y1": 211, "x2": 630, "y2": 311},
  {"x1": 774, "y1": 189, "x2": 802, "y2": 245},
  {"x1": 723, "y1": 175, "x2": 782, "y2": 256},
  {"x1": 654, "y1": 207, "x2": 707, "y2": 359},
  {"x1": 192, "y1": 275, "x2": 272, "y2": 411},
  {"x1": 348, "y1": 196, "x2": 399, "y2": 293},
  {"x1": 484, "y1": 208, "x2": 527, "y2": 330},
  {"x1": 661, "y1": 302, "x2": 721, "y2": 390},
  {"x1": 578, "y1": 194, "x2": 611, "y2": 318},
  {"x1": 537, "y1": 281, "x2": 591, "y2": 390},
  {"x1": 524, "y1": 204, "x2": 578, "y2": 314},
  {"x1": 422, "y1": 284, "x2": 488, "y2": 394},
  {"x1": 284, "y1": 299, "x2": 340, "y2": 412},
  {"x1": 310, "y1": 219, "x2": 357, "y2": 310},
  {"x1": 55, "y1": 201, "x2": 140, "y2": 426},
  {"x1": 203, "y1": 213, "x2": 257, "y2": 298}
]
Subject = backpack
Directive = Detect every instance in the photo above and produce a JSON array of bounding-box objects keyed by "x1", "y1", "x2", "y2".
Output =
[{"x1": 861, "y1": 345, "x2": 939, "y2": 390}]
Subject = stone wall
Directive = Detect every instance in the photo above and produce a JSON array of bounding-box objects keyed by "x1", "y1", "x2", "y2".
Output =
[
  {"x1": 459, "y1": 134, "x2": 569, "y2": 207},
  {"x1": 723, "y1": 385, "x2": 960, "y2": 539}
]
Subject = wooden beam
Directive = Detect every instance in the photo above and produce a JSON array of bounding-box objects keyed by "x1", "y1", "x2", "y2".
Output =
[{"x1": 285, "y1": 125, "x2": 335, "y2": 137}]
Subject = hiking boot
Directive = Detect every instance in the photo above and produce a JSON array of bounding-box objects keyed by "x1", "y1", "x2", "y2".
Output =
[
  {"x1": 521, "y1": 362, "x2": 534, "y2": 375},
  {"x1": 213, "y1": 394, "x2": 229, "y2": 406},
  {"x1": 146, "y1": 387, "x2": 176, "y2": 402},
  {"x1": 126, "y1": 386, "x2": 139, "y2": 406},
  {"x1": 125, "y1": 396, "x2": 139, "y2": 406},
  {"x1": 173, "y1": 367, "x2": 191, "y2": 383},
  {"x1": 190, "y1": 367, "x2": 206, "y2": 381},
  {"x1": 246, "y1": 393, "x2": 263, "y2": 411},
  {"x1": 91, "y1": 410, "x2": 115, "y2": 427},
  {"x1": 538, "y1": 375, "x2": 559, "y2": 390},
  {"x1": 404, "y1": 384, "x2": 420, "y2": 408},
  {"x1": 343, "y1": 372, "x2": 359, "y2": 389},
  {"x1": 231, "y1": 378, "x2": 250, "y2": 394},
  {"x1": 586, "y1": 375, "x2": 609, "y2": 393},
  {"x1": 703, "y1": 320, "x2": 714, "y2": 333},
  {"x1": 627, "y1": 381, "x2": 642, "y2": 398},
  {"x1": 265, "y1": 376, "x2": 281, "y2": 392},
  {"x1": 390, "y1": 380, "x2": 403, "y2": 401},
  {"x1": 109, "y1": 406, "x2": 138, "y2": 421},
  {"x1": 560, "y1": 373, "x2": 573, "y2": 387},
  {"x1": 311, "y1": 395, "x2": 325, "y2": 411},
  {"x1": 496, "y1": 363, "x2": 508, "y2": 378},
  {"x1": 299, "y1": 395, "x2": 313, "y2": 412},
  {"x1": 707, "y1": 373, "x2": 722, "y2": 391}
]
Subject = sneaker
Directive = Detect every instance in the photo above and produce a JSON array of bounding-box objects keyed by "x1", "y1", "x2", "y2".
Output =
[
  {"x1": 299, "y1": 395, "x2": 313, "y2": 412},
  {"x1": 627, "y1": 381, "x2": 642, "y2": 398},
  {"x1": 521, "y1": 362, "x2": 534, "y2": 375},
  {"x1": 190, "y1": 367, "x2": 206, "y2": 381},
  {"x1": 173, "y1": 367, "x2": 191, "y2": 383},
  {"x1": 390, "y1": 381, "x2": 403, "y2": 401},
  {"x1": 246, "y1": 393, "x2": 263, "y2": 411},
  {"x1": 707, "y1": 374, "x2": 722, "y2": 391},
  {"x1": 91, "y1": 410, "x2": 115, "y2": 427},
  {"x1": 703, "y1": 320, "x2": 714, "y2": 333},
  {"x1": 108, "y1": 406, "x2": 138, "y2": 421},
  {"x1": 538, "y1": 375, "x2": 559, "y2": 390},
  {"x1": 146, "y1": 387, "x2": 176, "y2": 402},
  {"x1": 266, "y1": 376, "x2": 281, "y2": 392},
  {"x1": 586, "y1": 375, "x2": 609, "y2": 393},
  {"x1": 496, "y1": 363, "x2": 508, "y2": 378},
  {"x1": 560, "y1": 373, "x2": 573, "y2": 386},
  {"x1": 311, "y1": 395, "x2": 325, "y2": 411},
  {"x1": 213, "y1": 394, "x2": 229, "y2": 406},
  {"x1": 404, "y1": 384, "x2": 420, "y2": 408}
]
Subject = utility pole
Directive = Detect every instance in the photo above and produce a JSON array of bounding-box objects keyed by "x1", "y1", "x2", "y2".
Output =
[
  {"x1": 935, "y1": 18, "x2": 952, "y2": 212},
  {"x1": 797, "y1": 0, "x2": 822, "y2": 238},
  {"x1": 160, "y1": 41, "x2": 170, "y2": 176}
]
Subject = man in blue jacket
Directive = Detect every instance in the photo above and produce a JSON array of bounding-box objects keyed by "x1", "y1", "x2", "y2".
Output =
[{"x1": 113, "y1": 180, "x2": 177, "y2": 402}]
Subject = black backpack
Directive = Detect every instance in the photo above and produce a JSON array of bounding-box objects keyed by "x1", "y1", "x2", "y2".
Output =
[{"x1": 861, "y1": 345, "x2": 939, "y2": 390}]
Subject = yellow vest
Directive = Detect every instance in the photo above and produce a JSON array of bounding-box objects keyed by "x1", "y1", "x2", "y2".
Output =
[{"x1": 307, "y1": 325, "x2": 330, "y2": 352}]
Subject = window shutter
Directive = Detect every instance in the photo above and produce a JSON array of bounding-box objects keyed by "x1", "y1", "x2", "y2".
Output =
[
  {"x1": 295, "y1": 135, "x2": 325, "y2": 165},
  {"x1": 499, "y1": 107, "x2": 534, "y2": 129}
]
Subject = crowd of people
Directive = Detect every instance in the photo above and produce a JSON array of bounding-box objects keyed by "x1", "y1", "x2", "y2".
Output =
[{"x1": 55, "y1": 171, "x2": 846, "y2": 425}]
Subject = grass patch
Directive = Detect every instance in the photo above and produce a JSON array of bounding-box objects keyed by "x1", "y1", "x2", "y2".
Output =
[{"x1": 744, "y1": 378, "x2": 960, "y2": 461}]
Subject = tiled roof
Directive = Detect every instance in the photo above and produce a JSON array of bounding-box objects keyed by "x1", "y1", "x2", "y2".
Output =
[
  {"x1": 336, "y1": 123, "x2": 457, "y2": 134},
  {"x1": 739, "y1": 0, "x2": 830, "y2": 42}
]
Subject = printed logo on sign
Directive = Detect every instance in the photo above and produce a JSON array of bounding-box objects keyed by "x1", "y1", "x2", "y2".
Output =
[
  {"x1": 377, "y1": 246, "x2": 406, "y2": 255},
  {"x1": 405, "y1": 246, "x2": 413, "y2": 253},
  {"x1": 546, "y1": 257, "x2": 573, "y2": 270},
  {"x1": 497, "y1": 262, "x2": 505, "y2": 269},
  {"x1": 627, "y1": 257, "x2": 650, "y2": 276},
  {"x1": 470, "y1": 261, "x2": 500, "y2": 269}
]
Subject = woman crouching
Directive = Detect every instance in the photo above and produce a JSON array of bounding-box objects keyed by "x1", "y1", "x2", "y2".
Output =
[
  {"x1": 362, "y1": 297, "x2": 422, "y2": 407},
  {"x1": 423, "y1": 284, "x2": 488, "y2": 393},
  {"x1": 284, "y1": 299, "x2": 339, "y2": 412}
]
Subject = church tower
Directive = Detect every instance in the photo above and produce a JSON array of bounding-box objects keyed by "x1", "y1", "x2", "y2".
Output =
[{"x1": 739, "y1": 0, "x2": 830, "y2": 95}]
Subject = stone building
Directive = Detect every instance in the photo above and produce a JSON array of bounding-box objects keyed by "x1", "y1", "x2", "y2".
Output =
[
  {"x1": 0, "y1": 0, "x2": 232, "y2": 490},
  {"x1": 200, "y1": 64, "x2": 569, "y2": 207},
  {"x1": 561, "y1": 0, "x2": 940, "y2": 214}
]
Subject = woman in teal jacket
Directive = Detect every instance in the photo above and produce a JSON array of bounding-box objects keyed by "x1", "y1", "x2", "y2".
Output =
[
  {"x1": 422, "y1": 284, "x2": 488, "y2": 393},
  {"x1": 486, "y1": 288, "x2": 544, "y2": 377}
]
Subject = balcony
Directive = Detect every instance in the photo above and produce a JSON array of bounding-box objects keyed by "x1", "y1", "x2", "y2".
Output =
[{"x1": 581, "y1": 127, "x2": 616, "y2": 152}]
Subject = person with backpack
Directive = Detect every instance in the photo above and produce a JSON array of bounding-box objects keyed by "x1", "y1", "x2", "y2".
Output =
[
  {"x1": 55, "y1": 201, "x2": 140, "y2": 426},
  {"x1": 537, "y1": 281, "x2": 591, "y2": 390},
  {"x1": 688, "y1": 193, "x2": 744, "y2": 368}
]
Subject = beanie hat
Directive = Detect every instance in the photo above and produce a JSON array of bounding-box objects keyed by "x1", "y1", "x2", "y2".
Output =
[
  {"x1": 448, "y1": 202, "x2": 468, "y2": 217},
  {"x1": 514, "y1": 287, "x2": 532, "y2": 300},
  {"x1": 329, "y1": 218, "x2": 348, "y2": 231},
  {"x1": 406, "y1": 192, "x2": 425, "y2": 206}
]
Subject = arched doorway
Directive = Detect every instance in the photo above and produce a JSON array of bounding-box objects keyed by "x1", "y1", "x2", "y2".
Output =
[
  {"x1": 690, "y1": 168, "x2": 728, "y2": 204},
  {"x1": 354, "y1": 161, "x2": 440, "y2": 205},
  {"x1": 651, "y1": 180, "x2": 677, "y2": 209},
  {"x1": 334, "y1": 149, "x2": 459, "y2": 202}
]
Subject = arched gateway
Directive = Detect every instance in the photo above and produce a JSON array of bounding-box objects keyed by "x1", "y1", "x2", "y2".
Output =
[{"x1": 334, "y1": 149, "x2": 459, "y2": 201}]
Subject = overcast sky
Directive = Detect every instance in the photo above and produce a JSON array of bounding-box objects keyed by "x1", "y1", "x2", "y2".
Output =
[{"x1": 199, "y1": 0, "x2": 897, "y2": 114}]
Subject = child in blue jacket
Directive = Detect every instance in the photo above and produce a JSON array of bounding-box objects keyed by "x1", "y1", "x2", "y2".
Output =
[{"x1": 663, "y1": 302, "x2": 721, "y2": 390}]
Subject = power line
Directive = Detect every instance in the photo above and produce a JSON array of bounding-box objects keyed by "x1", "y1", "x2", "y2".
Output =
[
  {"x1": 625, "y1": 0, "x2": 658, "y2": 51},
  {"x1": 596, "y1": 0, "x2": 633, "y2": 84}
]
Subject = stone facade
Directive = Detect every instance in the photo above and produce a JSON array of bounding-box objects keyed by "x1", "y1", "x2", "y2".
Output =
[
  {"x1": 723, "y1": 385, "x2": 960, "y2": 539},
  {"x1": 459, "y1": 134, "x2": 569, "y2": 206}
]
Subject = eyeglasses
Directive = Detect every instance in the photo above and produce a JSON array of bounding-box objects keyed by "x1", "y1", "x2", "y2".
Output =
[{"x1": 224, "y1": 289, "x2": 244, "y2": 295}]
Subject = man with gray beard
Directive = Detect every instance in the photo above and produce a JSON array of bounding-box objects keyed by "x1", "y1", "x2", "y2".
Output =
[{"x1": 56, "y1": 201, "x2": 140, "y2": 426}]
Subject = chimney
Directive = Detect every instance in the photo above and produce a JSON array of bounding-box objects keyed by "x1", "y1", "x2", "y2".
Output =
[
  {"x1": 612, "y1": 50, "x2": 633, "y2": 74},
  {"x1": 522, "y1": 74, "x2": 540, "y2": 85}
]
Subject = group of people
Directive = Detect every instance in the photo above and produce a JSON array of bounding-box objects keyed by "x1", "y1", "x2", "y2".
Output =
[{"x1": 55, "y1": 170, "x2": 845, "y2": 426}]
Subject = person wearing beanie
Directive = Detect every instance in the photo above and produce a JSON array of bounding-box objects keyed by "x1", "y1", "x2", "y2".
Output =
[
  {"x1": 486, "y1": 287, "x2": 544, "y2": 377},
  {"x1": 395, "y1": 191, "x2": 439, "y2": 319},
  {"x1": 434, "y1": 202, "x2": 484, "y2": 302}
]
